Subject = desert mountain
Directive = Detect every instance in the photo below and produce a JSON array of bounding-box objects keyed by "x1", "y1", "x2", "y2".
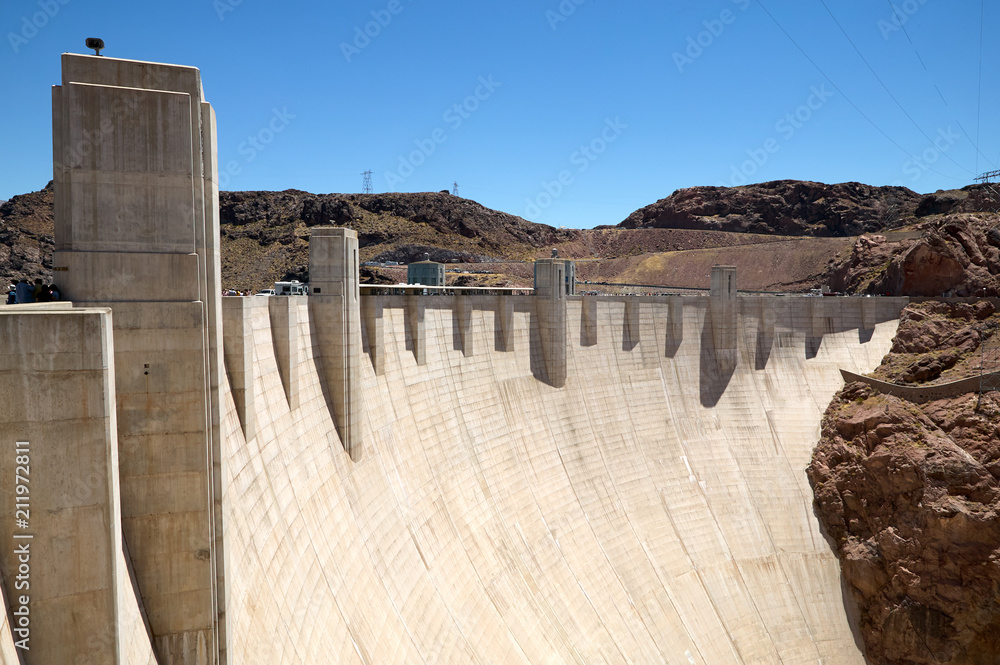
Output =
[
  {"x1": 4, "y1": 179, "x2": 1000, "y2": 295},
  {"x1": 619, "y1": 180, "x2": 921, "y2": 236}
]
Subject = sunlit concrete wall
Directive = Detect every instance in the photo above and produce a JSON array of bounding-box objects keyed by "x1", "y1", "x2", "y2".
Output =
[
  {"x1": 50, "y1": 53, "x2": 225, "y2": 665},
  {"x1": 220, "y1": 294, "x2": 905, "y2": 664},
  {"x1": 0, "y1": 306, "x2": 156, "y2": 665}
]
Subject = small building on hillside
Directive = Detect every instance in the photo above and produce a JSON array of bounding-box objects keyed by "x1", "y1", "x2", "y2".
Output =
[{"x1": 407, "y1": 254, "x2": 445, "y2": 286}]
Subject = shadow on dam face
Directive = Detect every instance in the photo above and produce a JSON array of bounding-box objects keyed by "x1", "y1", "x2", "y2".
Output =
[
  {"x1": 529, "y1": 308, "x2": 548, "y2": 386},
  {"x1": 699, "y1": 306, "x2": 737, "y2": 408},
  {"x1": 754, "y1": 328, "x2": 774, "y2": 371}
]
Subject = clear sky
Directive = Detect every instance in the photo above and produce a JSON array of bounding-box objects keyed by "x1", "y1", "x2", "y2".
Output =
[{"x1": 1, "y1": 0, "x2": 997, "y2": 229}]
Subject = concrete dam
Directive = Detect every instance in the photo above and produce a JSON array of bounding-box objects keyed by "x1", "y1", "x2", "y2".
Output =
[{"x1": 0, "y1": 54, "x2": 910, "y2": 664}]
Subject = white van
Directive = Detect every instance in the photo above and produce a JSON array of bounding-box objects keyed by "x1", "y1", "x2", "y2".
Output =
[{"x1": 274, "y1": 280, "x2": 308, "y2": 296}]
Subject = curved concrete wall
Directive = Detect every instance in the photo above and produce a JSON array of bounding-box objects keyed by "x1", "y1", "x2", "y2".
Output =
[
  {"x1": 219, "y1": 295, "x2": 903, "y2": 664},
  {"x1": 840, "y1": 368, "x2": 999, "y2": 401}
]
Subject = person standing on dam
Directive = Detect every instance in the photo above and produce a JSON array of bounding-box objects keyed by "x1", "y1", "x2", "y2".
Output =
[{"x1": 14, "y1": 279, "x2": 33, "y2": 304}]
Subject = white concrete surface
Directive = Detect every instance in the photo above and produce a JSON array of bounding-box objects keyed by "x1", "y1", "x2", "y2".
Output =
[
  {"x1": 218, "y1": 295, "x2": 903, "y2": 664},
  {"x1": 51, "y1": 52, "x2": 224, "y2": 665}
]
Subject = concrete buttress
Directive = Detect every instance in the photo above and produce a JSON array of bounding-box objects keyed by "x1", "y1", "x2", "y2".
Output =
[
  {"x1": 308, "y1": 227, "x2": 363, "y2": 460},
  {"x1": 50, "y1": 54, "x2": 225, "y2": 665}
]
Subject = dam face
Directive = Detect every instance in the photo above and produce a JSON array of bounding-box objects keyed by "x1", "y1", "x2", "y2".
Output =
[{"x1": 0, "y1": 54, "x2": 910, "y2": 664}]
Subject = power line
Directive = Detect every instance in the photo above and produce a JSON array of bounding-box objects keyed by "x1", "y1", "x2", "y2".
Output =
[
  {"x1": 884, "y1": 0, "x2": 994, "y2": 169},
  {"x1": 976, "y1": 0, "x2": 985, "y2": 175},
  {"x1": 361, "y1": 170, "x2": 373, "y2": 194},
  {"x1": 818, "y1": 0, "x2": 972, "y2": 176},
  {"x1": 754, "y1": 0, "x2": 967, "y2": 183}
]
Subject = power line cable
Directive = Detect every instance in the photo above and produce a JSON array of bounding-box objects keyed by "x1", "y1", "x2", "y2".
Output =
[
  {"x1": 885, "y1": 0, "x2": 994, "y2": 168},
  {"x1": 976, "y1": 0, "x2": 985, "y2": 174},
  {"x1": 754, "y1": 0, "x2": 967, "y2": 183},
  {"x1": 818, "y1": 0, "x2": 973, "y2": 175}
]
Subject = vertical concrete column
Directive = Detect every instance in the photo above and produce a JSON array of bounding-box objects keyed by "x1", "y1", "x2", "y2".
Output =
[
  {"x1": 361, "y1": 295, "x2": 385, "y2": 376},
  {"x1": 666, "y1": 297, "x2": 684, "y2": 356},
  {"x1": 811, "y1": 296, "x2": 833, "y2": 338},
  {"x1": 710, "y1": 266, "x2": 738, "y2": 357},
  {"x1": 534, "y1": 259, "x2": 567, "y2": 388},
  {"x1": 564, "y1": 260, "x2": 577, "y2": 296},
  {"x1": 221, "y1": 298, "x2": 256, "y2": 441},
  {"x1": 201, "y1": 101, "x2": 229, "y2": 665},
  {"x1": 758, "y1": 297, "x2": 776, "y2": 332},
  {"x1": 50, "y1": 54, "x2": 223, "y2": 665},
  {"x1": 309, "y1": 228, "x2": 362, "y2": 460},
  {"x1": 406, "y1": 295, "x2": 426, "y2": 365},
  {"x1": 623, "y1": 298, "x2": 640, "y2": 350},
  {"x1": 755, "y1": 297, "x2": 777, "y2": 370},
  {"x1": 495, "y1": 295, "x2": 513, "y2": 352},
  {"x1": 455, "y1": 296, "x2": 474, "y2": 357},
  {"x1": 0, "y1": 309, "x2": 135, "y2": 665},
  {"x1": 861, "y1": 297, "x2": 877, "y2": 332},
  {"x1": 581, "y1": 296, "x2": 598, "y2": 347},
  {"x1": 267, "y1": 296, "x2": 300, "y2": 409}
]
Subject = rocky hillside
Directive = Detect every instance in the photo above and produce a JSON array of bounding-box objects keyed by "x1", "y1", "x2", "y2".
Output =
[
  {"x1": 618, "y1": 180, "x2": 922, "y2": 236},
  {"x1": 7, "y1": 179, "x2": 1000, "y2": 294},
  {"x1": 832, "y1": 214, "x2": 1000, "y2": 297},
  {"x1": 809, "y1": 301, "x2": 1000, "y2": 664},
  {"x1": 219, "y1": 190, "x2": 579, "y2": 288},
  {"x1": 831, "y1": 185, "x2": 1000, "y2": 297},
  {"x1": 0, "y1": 185, "x2": 579, "y2": 290},
  {"x1": 0, "y1": 183, "x2": 53, "y2": 286}
]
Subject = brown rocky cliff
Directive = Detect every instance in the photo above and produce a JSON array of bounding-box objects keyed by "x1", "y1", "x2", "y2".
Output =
[
  {"x1": 618, "y1": 180, "x2": 921, "y2": 236},
  {"x1": 831, "y1": 212, "x2": 1000, "y2": 297},
  {"x1": 0, "y1": 186, "x2": 578, "y2": 291},
  {"x1": 0, "y1": 183, "x2": 54, "y2": 286},
  {"x1": 810, "y1": 301, "x2": 1000, "y2": 664},
  {"x1": 217, "y1": 189, "x2": 580, "y2": 289},
  {"x1": 8, "y1": 179, "x2": 1000, "y2": 295}
]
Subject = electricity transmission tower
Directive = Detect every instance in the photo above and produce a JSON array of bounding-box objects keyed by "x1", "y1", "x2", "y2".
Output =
[
  {"x1": 452, "y1": 182, "x2": 459, "y2": 196},
  {"x1": 974, "y1": 170, "x2": 1000, "y2": 213},
  {"x1": 361, "y1": 170, "x2": 373, "y2": 194}
]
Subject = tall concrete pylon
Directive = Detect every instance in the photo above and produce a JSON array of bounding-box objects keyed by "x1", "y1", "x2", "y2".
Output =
[
  {"x1": 49, "y1": 53, "x2": 226, "y2": 665},
  {"x1": 710, "y1": 265, "x2": 738, "y2": 357},
  {"x1": 533, "y1": 258, "x2": 568, "y2": 387},
  {"x1": 309, "y1": 227, "x2": 363, "y2": 459}
]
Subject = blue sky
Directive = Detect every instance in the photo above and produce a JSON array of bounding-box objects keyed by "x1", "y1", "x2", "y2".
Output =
[{"x1": 1, "y1": 0, "x2": 997, "y2": 229}]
